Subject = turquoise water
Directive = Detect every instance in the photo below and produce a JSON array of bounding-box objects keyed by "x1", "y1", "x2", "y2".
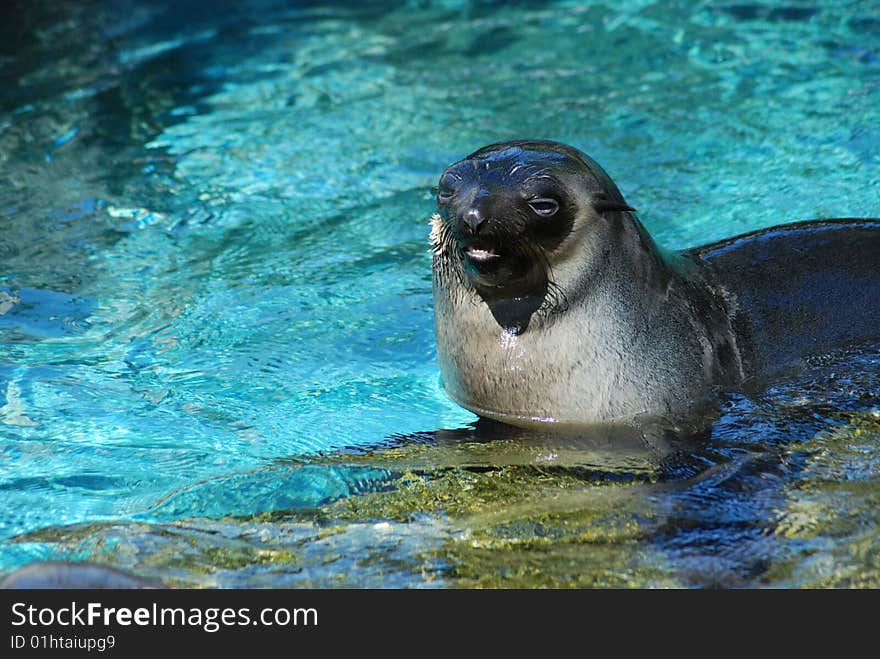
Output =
[{"x1": 1, "y1": 0, "x2": 879, "y2": 587}]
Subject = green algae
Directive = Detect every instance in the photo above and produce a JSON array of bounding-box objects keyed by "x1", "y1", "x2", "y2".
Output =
[
  {"x1": 7, "y1": 411, "x2": 879, "y2": 588},
  {"x1": 763, "y1": 411, "x2": 880, "y2": 588},
  {"x1": 6, "y1": 434, "x2": 677, "y2": 587},
  {"x1": 311, "y1": 451, "x2": 673, "y2": 587}
]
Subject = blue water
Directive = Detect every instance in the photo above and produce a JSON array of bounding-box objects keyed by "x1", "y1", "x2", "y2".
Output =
[{"x1": 1, "y1": 0, "x2": 879, "y2": 587}]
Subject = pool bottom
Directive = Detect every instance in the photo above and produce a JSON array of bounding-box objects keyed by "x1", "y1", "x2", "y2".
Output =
[{"x1": 7, "y1": 405, "x2": 880, "y2": 589}]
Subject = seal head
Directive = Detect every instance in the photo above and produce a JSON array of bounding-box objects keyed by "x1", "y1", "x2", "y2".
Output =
[{"x1": 432, "y1": 140, "x2": 636, "y2": 335}]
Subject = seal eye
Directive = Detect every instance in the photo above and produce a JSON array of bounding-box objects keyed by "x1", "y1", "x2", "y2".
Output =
[
  {"x1": 527, "y1": 198, "x2": 559, "y2": 217},
  {"x1": 436, "y1": 174, "x2": 457, "y2": 205}
]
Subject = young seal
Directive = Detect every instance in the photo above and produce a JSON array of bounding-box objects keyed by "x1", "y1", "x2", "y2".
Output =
[{"x1": 430, "y1": 139, "x2": 880, "y2": 429}]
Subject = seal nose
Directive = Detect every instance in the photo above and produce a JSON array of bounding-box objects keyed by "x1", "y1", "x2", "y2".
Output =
[{"x1": 463, "y1": 207, "x2": 487, "y2": 235}]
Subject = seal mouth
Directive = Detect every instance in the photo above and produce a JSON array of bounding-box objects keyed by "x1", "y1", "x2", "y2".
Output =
[{"x1": 464, "y1": 245, "x2": 501, "y2": 263}]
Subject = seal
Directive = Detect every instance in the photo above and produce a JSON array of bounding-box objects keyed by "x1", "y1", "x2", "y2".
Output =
[{"x1": 430, "y1": 139, "x2": 880, "y2": 429}]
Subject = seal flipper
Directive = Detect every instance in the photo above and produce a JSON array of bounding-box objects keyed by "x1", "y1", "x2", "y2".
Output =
[{"x1": 690, "y1": 218, "x2": 880, "y2": 377}]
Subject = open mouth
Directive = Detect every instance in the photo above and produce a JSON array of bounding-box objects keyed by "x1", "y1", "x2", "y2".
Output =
[{"x1": 464, "y1": 245, "x2": 501, "y2": 263}]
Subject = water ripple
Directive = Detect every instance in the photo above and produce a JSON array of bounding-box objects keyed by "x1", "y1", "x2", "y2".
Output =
[{"x1": 1, "y1": 0, "x2": 878, "y2": 587}]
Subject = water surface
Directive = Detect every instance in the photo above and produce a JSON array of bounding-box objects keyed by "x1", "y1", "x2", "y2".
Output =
[{"x1": 1, "y1": 0, "x2": 879, "y2": 587}]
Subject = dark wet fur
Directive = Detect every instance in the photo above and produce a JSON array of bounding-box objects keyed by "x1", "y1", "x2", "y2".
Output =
[{"x1": 691, "y1": 218, "x2": 880, "y2": 378}]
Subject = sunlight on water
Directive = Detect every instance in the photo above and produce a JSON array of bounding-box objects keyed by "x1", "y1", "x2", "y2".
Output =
[{"x1": 1, "y1": 0, "x2": 878, "y2": 587}]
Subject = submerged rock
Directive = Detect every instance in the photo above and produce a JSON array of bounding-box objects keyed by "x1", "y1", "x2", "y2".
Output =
[{"x1": 1, "y1": 561, "x2": 164, "y2": 589}]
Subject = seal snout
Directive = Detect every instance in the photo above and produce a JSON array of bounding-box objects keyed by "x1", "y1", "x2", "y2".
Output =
[
  {"x1": 451, "y1": 200, "x2": 507, "y2": 268},
  {"x1": 463, "y1": 206, "x2": 488, "y2": 235},
  {"x1": 459, "y1": 206, "x2": 502, "y2": 263}
]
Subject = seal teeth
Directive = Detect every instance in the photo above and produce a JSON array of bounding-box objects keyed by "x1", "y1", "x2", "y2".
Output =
[{"x1": 465, "y1": 246, "x2": 500, "y2": 262}]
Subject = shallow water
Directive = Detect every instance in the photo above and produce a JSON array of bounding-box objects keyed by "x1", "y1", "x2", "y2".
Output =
[{"x1": 1, "y1": 0, "x2": 879, "y2": 587}]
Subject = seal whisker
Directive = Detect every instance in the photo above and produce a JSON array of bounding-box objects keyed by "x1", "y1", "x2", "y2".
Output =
[
  {"x1": 522, "y1": 168, "x2": 554, "y2": 185},
  {"x1": 430, "y1": 213, "x2": 468, "y2": 293}
]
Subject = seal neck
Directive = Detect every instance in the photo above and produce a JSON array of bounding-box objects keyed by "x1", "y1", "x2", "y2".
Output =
[
  {"x1": 622, "y1": 212, "x2": 679, "y2": 292},
  {"x1": 560, "y1": 210, "x2": 678, "y2": 314}
]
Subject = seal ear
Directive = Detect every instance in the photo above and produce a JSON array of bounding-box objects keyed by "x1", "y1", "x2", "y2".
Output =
[
  {"x1": 592, "y1": 190, "x2": 636, "y2": 214},
  {"x1": 594, "y1": 199, "x2": 637, "y2": 214}
]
